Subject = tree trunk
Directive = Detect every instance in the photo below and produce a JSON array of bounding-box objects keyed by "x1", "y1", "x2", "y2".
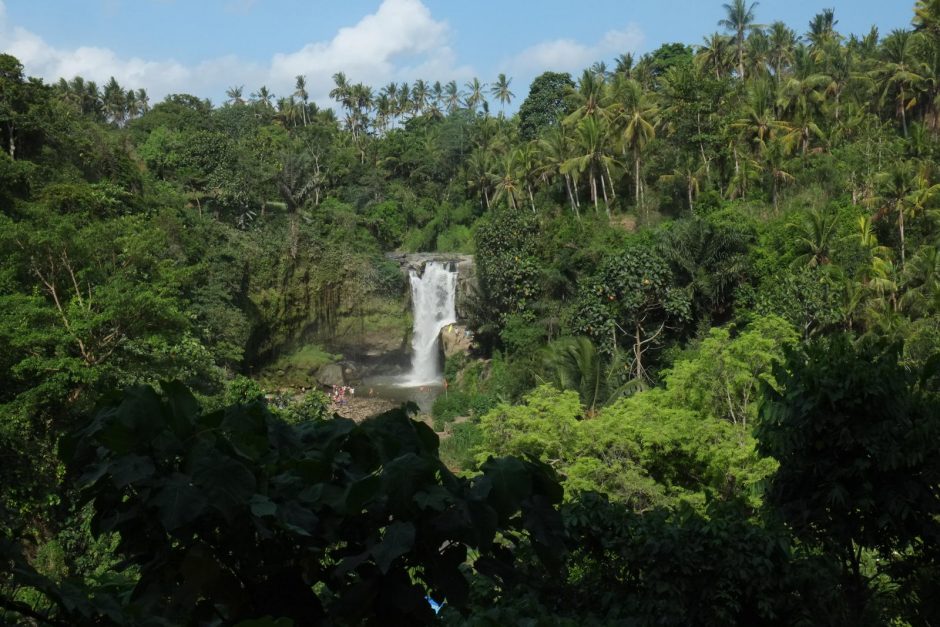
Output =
[
  {"x1": 600, "y1": 173, "x2": 610, "y2": 218},
  {"x1": 634, "y1": 324, "x2": 646, "y2": 383},
  {"x1": 604, "y1": 163, "x2": 616, "y2": 200},
  {"x1": 591, "y1": 175, "x2": 599, "y2": 213},
  {"x1": 634, "y1": 153, "x2": 641, "y2": 209},
  {"x1": 900, "y1": 95, "x2": 909, "y2": 138},
  {"x1": 899, "y1": 203, "x2": 906, "y2": 267},
  {"x1": 688, "y1": 180, "x2": 694, "y2": 213},
  {"x1": 7, "y1": 122, "x2": 14, "y2": 159},
  {"x1": 565, "y1": 174, "x2": 579, "y2": 219}
]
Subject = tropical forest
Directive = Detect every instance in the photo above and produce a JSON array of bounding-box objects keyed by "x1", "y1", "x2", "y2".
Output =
[{"x1": 2, "y1": 0, "x2": 940, "y2": 625}]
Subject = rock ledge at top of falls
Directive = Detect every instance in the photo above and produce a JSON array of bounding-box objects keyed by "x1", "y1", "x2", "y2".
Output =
[{"x1": 385, "y1": 252, "x2": 474, "y2": 273}]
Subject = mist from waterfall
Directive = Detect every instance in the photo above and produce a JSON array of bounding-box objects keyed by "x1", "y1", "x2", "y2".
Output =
[{"x1": 403, "y1": 261, "x2": 457, "y2": 386}]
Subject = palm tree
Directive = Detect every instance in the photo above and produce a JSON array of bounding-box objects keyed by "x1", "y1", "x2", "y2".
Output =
[
  {"x1": 538, "y1": 126, "x2": 580, "y2": 217},
  {"x1": 374, "y1": 94, "x2": 392, "y2": 134},
  {"x1": 719, "y1": 0, "x2": 760, "y2": 80},
  {"x1": 444, "y1": 80, "x2": 461, "y2": 114},
  {"x1": 563, "y1": 116, "x2": 618, "y2": 217},
  {"x1": 540, "y1": 336, "x2": 639, "y2": 413},
  {"x1": 329, "y1": 72, "x2": 351, "y2": 115},
  {"x1": 103, "y1": 76, "x2": 126, "y2": 125},
  {"x1": 514, "y1": 142, "x2": 540, "y2": 211},
  {"x1": 789, "y1": 208, "x2": 840, "y2": 268},
  {"x1": 763, "y1": 136, "x2": 796, "y2": 210},
  {"x1": 873, "y1": 30, "x2": 927, "y2": 137},
  {"x1": 900, "y1": 245, "x2": 940, "y2": 317},
  {"x1": 397, "y1": 82, "x2": 412, "y2": 120},
  {"x1": 745, "y1": 29, "x2": 771, "y2": 79},
  {"x1": 767, "y1": 21, "x2": 797, "y2": 80},
  {"x1": 806, "y1": 8, "x2": 840, "y2": 59},
  {"x1": 135, "y1": 88, "x2": 149, "y2": 115},
  {"x1": 464, "y1": 77, "x2": 487, "y2": 114},
  {"x1": 659, "y1": 158, "x2": 706, "y2": 212},
  {"x1": 490, "y1": 73, "x2": 514, "y2": 116},
  {"x1": 777, "y1": 65, "x2": 827, "y2": 155},
  {"x1": 612, "y1": 78, "x2": 658, "y2": 211},
  {"x1": 294, "y1": 75, "x2": 309, "y2": 126},
  {"x1": 466, "y1": 148, "x2": 495, "y2": 210},
  {"x1": 614, "y1": 53, "x2": 635, "y2": 78},
  {"x1": 226, "y1": 85, "x2": 245, "y2": 106},
  {"x1": 492, "y1": 151, "x2": 522, "y2": 210},
  {"x1": 872, "y1": 161, "x2": 916, "y2": 266},
  {"x1": 566, "y1": 69, "x2": 608, "y2": 123},
  {"x1": 660, "y1": 217, "x2": 750, "y2": 319},
  {"x1": 412, "y1": 79, "x2": 429, "y2": 116},
  {"x1": 251, "y1": 86, "x2": 274, "y2": 110},
  {"x1": 914, "y1": 0, "x2": 940, "y2": 36},
  {"x1": 697, "y1": 33, "x2": 734, "y2": 79}
]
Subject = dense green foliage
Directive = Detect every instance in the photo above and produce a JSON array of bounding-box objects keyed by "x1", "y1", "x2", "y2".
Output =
[{"x1": 3, "y1": 0, "x2": 940, "y2": 624}]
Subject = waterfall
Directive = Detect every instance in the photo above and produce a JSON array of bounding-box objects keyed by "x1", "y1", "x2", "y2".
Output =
[{"x1": 403, "y1": 261, "x2": 457, "y2": 386}]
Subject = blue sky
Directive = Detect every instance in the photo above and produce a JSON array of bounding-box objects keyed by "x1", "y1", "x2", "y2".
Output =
[{"x1": 0, "y1": 0, "x2": 914, "y2": 108}]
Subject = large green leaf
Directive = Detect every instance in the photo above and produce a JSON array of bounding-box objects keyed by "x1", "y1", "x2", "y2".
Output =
[
  {"x1": 150, "y1": 472, "x2": 209, "y2": 531},
  {"x1": 192, "y1": 455, "x2": 256, "y2": 520},
  {"x1": 477, "y1": 456, "x2": 532, "y2": 519},
  {"x1": 372, "y1": 521, "x2": 415, "y2": 574}
]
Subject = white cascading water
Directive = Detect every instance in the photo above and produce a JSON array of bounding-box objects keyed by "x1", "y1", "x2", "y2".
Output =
[{"x1": 403, "y1": 261, "x2": 457, "y2": 386}]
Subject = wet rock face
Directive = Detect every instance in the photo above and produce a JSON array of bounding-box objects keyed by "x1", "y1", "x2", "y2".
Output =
[
  {"x1": 385, "y1": 253, "x2": 477, "y2": 321},
  {"x1": 440, "y1": 324, "x2": 473, "y2": 358}
]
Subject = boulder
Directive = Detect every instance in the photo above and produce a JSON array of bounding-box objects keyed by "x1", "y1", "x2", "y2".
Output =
[
  {"x1": 316, "y1": 363, "x2": 344, "y2": 387},
  {"x1": 440, "y1": 324, "x2": 472, "y2": 358}
]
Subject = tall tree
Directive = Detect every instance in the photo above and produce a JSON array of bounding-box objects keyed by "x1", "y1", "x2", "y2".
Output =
[
  {"x1": 719, "y1": 0, "x2": 760, "y2": 80},
  {"x1": 293, "y1": 75, "x2": 309, "y2": 126},
  {"x1": 490, "y1": 73, "x2": 515, "y2": 116}
]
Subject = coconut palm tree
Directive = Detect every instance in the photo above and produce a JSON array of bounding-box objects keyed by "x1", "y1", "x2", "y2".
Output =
[
  {"x1": 490, "y1": 73, "x2": 514, "y2": 116},
  {"x1": 251, "y1": 86, "x2": 275, "y2": 110},
  {"x1": 789, "y1": 207, "x2": 841, "y2": 268},
  {"x1": 872, "y1": 161, "x2": 917, "y2": 266},
  {"x1": 397, "y1": 82, "x2": 411, "y2": 120},
  {"x1": 538, "y1": 126, "x2": 580, "y2": 217},
  {"x1": 329, "y1": 72, "x2": 351, "y2": 114},
  {"x1": 563, "y1": 116, "x2": 618, "y2": 216},
  {"x1": 767, "y1": 21, "x2": 797, "y2": 80},
  {"x1": 612, "y1": 78, "x2": 658, "y2": 211},
  {"x1": 469, "y1": 148, "x2": 497, "y2": 210},
  {"x1": 914, "y1": 0, "x2": 940, "y2": 36},
  {"x1": 900, "y1": 245, "x2": 940, "y2": 317},
  {"x1": 566, "y1": 69, "x2": 609, "y2": 123},
  {"x1": 873, "y1": 30, "x2": 927, "y2": 137},
  {"x1": 697, "y1": 33, "x2": 734, "y2": 79},
  {"x1": 614, "y1": 53, "x2": 635, "y2": 78},
  {"x1": 275, "y1": 97, "x2": 300, "y2": 128},
  {"x1": 464, "y1": 77, "x2": 487, "y2": 114},
  {"x1": 806, "y1": 8, "x2": 841, "y2": 59},
  {"x1": 659, "y1": 158, "x2": 706, "y2": 212},
  {"x1": 444, "y1": 80, "x2": 461, "y2": 114},
  {"x1": 226, "y1": 84, "x2": 245, "y2": 106},
  {"x1": 412, "y1": 79, "x2": 429, "y2": 116},
  {"x1": 294, "y1": 75, "x2": 309, "y2": 126},
  {"x1": 719, "y1": 0, "x2": 760, "y2": 80},
  {"x1": 492, "y1": 151, "x2": 522, "y2": 211}
]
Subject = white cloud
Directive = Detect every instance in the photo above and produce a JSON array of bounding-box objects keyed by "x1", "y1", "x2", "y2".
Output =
[
  {"x1": 269, "y1": 0, "x2": 475, "y2": 106},
  {"x1": 0, "y1": 0, "x2": 473, "y2": 105},
  {"x1": 0, "y1": 0, "x2": 641, "y2": 110},
  {"x1": 503, "y1": 24, "x2": 645, "y2": 77}
]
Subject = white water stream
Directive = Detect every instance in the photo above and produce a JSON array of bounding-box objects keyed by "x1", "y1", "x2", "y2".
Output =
[{"x1": 402, "y1": 261, "x2": 457, "y2": 386}]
